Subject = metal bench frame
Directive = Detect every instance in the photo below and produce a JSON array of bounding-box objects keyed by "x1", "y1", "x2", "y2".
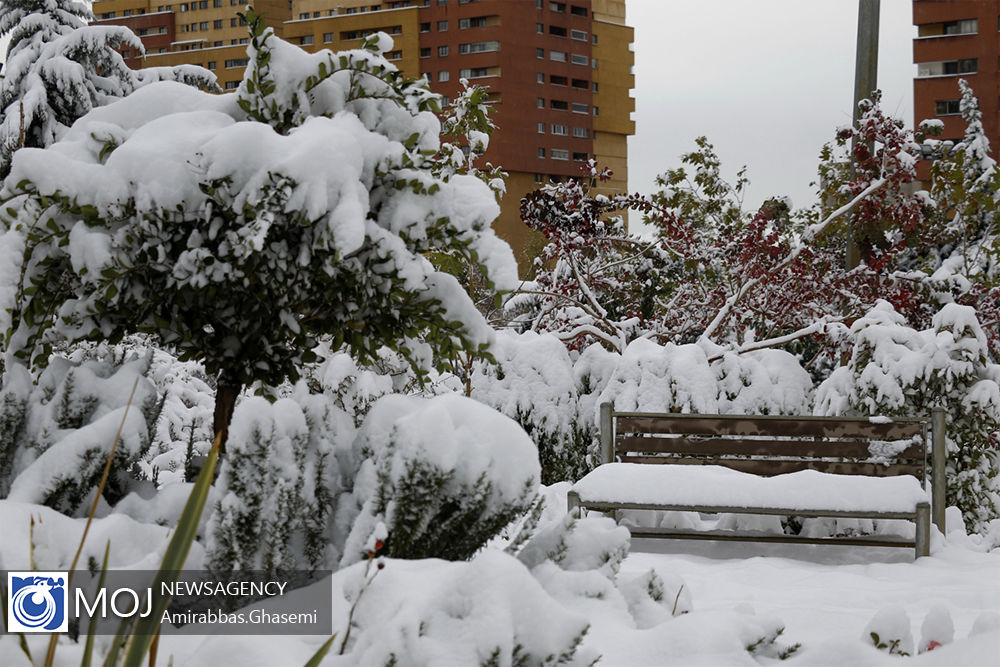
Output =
[{"x1": 568, "y1": 404, "x2": 948, "y2": 558}]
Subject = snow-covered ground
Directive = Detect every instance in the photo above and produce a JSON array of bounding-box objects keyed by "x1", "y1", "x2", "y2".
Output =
[
  {"x1": 615, "y1": 538, "x2": 1000, "y2": 666},
  {"x1": 2, "y1": 494, "x2": 997, "y2": 667}
]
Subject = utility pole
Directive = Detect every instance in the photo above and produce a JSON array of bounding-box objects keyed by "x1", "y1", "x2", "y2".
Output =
[{"x1": 848, "y1": 0, "x2": 880, "y2": 270}]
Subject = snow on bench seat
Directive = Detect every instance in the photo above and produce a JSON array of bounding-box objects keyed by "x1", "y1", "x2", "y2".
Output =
[{"x1": 571, "y1": 463, "x2": 930, "y2": 515}]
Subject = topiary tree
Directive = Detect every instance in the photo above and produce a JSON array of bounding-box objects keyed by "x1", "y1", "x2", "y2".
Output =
[
  {"x1": 0, "y1": 10, "x2": 517, "y2": 450},
  {"x1": 0, "y1": 0, "x2": 216, "y2": 180}
]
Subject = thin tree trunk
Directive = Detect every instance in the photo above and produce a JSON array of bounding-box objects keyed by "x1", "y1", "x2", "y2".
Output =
[{"x1": 213, "y1": 373, "x2": 242, "y2": 455}]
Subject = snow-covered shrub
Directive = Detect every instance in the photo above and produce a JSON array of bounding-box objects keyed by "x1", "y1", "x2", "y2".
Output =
[
  {"x1": 1, "y1": 355, "x2": 160, "y2": 514},
  {"x1": 206, "y1": 393, "x2": 355, "y2": 576},
  {"x1": 329, "y1": 551, "x2": 597, "y2": 666},
  {"x1": 598, "y1": 339, "x2": 719, "y2": 414},
  {"x1": 863, "y1": 606, "x2": 913, "y2": 656},
  {"x1": 816, "y1": 301, "x2": 1000, "y2": 532},
  {"x1": 617, "y1": 569, "x2": 692, "y2": 628},
  {"x1": 471, "y1": 331, "x2": 594, "y2": 484},
  {"x1": 712, "y1": 347, "x2": 814, "y2": 415},
  {"x1": 919, "y1": 605, "x2": 954, "y2": 653},
  {"x1": 342, "y1": 394, "x2": 539, "y2": 565},
  {"x1": 516, "y1": 513, "x2": 629, "y2": 580}
]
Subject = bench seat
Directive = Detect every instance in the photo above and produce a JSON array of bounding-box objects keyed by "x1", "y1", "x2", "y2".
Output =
[{"x1": 570, "y1": 463, "x2": 930, "y2": 517}]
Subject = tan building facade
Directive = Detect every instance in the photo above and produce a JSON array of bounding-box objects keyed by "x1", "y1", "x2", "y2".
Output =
[{"x1": 94, "y1": 0, "x2": 635, "y2": 273}]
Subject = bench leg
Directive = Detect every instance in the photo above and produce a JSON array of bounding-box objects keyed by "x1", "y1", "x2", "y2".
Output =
[
  {"x1": 567, "y1": 490, "x2": 582, "y2": 519},
  {"x1": 915, "y1": 502, "x2": 931, "y2": 558}
]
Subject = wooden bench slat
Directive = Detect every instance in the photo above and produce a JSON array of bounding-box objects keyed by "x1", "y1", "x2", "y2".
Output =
[
  {"x1": 574, "y1": 500, "x2": 921, "y2": 520},
  {"x1": 618, "y1": 455, "x2": 924, "y2": 478},
  {"x1": 625, "y1": 528, "x2": 916, "y2": 549},
  {"x1": 615, "y1": 415, "x2": 925, "y2": 440},
  {"x1": 615, "y1": 435, "x2": 925, "y2": 460}
]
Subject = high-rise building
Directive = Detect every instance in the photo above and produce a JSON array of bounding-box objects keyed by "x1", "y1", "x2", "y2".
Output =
[
  {"x1": 912, "y1": 0, "x2": 998, "y2": 181},
  {"x1": 93, "y1": 0, "x2": 635, "y2": 273}
]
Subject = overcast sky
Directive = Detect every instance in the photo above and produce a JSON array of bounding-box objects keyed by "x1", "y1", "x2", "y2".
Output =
[{"x1": 626, "y1": 0, "x2": 917, "y2": 215}]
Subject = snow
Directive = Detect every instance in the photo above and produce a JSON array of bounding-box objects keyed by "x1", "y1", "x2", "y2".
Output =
[{"x1": 572, "y1": 463, "x2": 930, "y2": 514}]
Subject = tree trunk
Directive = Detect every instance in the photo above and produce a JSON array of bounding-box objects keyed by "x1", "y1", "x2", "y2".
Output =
[{"x1": 213, "y1": 375, "x2": 243, "y2": 455}]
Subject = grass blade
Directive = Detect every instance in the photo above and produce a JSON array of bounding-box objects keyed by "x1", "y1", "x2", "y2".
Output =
[
  {"x1": 81, "y1": 540, "x2": 111, "y2": 667},
  {"x1": 121, "y1": 433, "x2": 221, "y2": 667},
  {"x1": 303, "y1": 634, "x2": 338, "y2": 667},
  {"x1": 1, "y1": 582, "x2": 33, "y2": 663}
]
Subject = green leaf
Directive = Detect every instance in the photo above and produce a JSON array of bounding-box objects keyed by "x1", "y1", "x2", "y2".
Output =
[
  {"x1": 302, "y1": 634, "x2": 338, "y2": 667},
  {"x1": 80, "y1": 541, "x2": 111, "y2": 667},
  {"x1": 121, "y1": 434, "x2": 221, "y2": 667}
]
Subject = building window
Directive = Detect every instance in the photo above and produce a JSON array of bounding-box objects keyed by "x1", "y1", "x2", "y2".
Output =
[
  {"x1": 225, "y1": 57, "x2": 248, "y2": 68},
  {"x1": 537, "y1": 72, "x2": 544, "y2": 83},
  {"x1": 300, "y1": 35, "x2": 314, "y2": 45},
  {"x1": 550, "y1": 75, "x2": 567, "y2": 85},
  {"x1": 213, "y1": 19, "x2": 222, "y2": 28},
  {"x1": 458, "y1": 40, "x2": 500, "y2": 54},
  {"x1": 438, "y1": 0, "x2": 447, "y2": 4},
  {"x1": 592, "y1": 82, "x2": 598, "y2": 92},
  {"x1": 593, "y1": 106, "x2": 599, "y2": 116},
  {"x1": 537, "y1": 97, "x2": 545, "y2": 108},
  {"x1": 536, "y1": 48, "x2": 544, "y2": 58},
  {"x1": 179, "y1": 2, "x2": 187, "y2": 10},
  {"x1": 200, "y1": 21, "x2": 208, "y2": 30},
  {"x1": 437, "y1": 20, "x2": 448, "y2": 31},
  {"x1": 549, "y1": 25, "x2": 566, "y2": 37},
  {"x1": 299, "y1": 12, "x2": 309, "y2": 19},
  {"x1": 918, "y1": 18, "x2": 977, "y2": 37},
  {"x1": 572, "y1": 126, "x2": 588, "y2": 138},
  {"x1": 570, "y1": 53, "x2": 588, "y2": 66},
  {"x1": 420, "y1": 47, "x2": 431, "y2": 57},
  {"x1": 538, "y1": 148, "x2": 546, "y2": 158},
  {"x1": 549, "y1": 2, "x2": 565, "y2": 12},
  {"x1": 551, "y1": 123, "x2": 567, "y2": 135},
  {"x1": 935, "y1": 99, "x2": 962, "y2": 115},
  {"x1": 386, "y1": 50, "x2": 402, "y2": 60},
  {"x1": 535, "y1": 173, "x2": 544, "y2": 183},
  {"x1": 917, "y1": 58, "x2": 977, "y2": 77},
  {"x1": 439, "y1": 45, "x2": 449, "y2": 57},
  {"x1": 550, "y1": 99, "x2": 568, "y2": 110},
  {"x1": 460, "y1": 16, "x2": 490, "y2": 29},
  {"x1": 537, "y1": 122, "x2": 545, "y2": 133},
  {"x1": 231, "y1": 17, "x2": 238, "y2": 26},
  {"x1": 324, "y1": 32, "x2": 334, "y2": 43},
  {"x1": 213, "y1": 0, "x2": 222, "y2": 6},
  {"x1": 460, "y1": 67, "x2": 493, "y2": 78},
  {"x1": 570, "y1": 29, "x2": 587, "y2": 41},
  {"x1": 198, "y1": 0, "x2": 207, "y2": 8},
  {"x1": 573, "y1": 152, "x2": 588, "y2": 161},
  {"x1": 550, "y1": 50, "x2": 566, "y2": 62},
  {"x1": 420, "y1": 22, "x2": 430, "y2": 32},
  {"x1": 225, "y1": 80, "x2": 240, "y2": 90},
  {"x1": 536, "y1": 22, "x2": 543, "y2": 33},
  {"x1": 570, "y1": 4, "x2": 586, "y2": 16},
  {"x1": 592, "y1": 33, "x2": 598, "y2": 45},
  {"x1": 438, "y1": 70, "x2": 450, "y2": 81},
  {"x1": 551, "y1": 148, "x2": 569, "y2": 160}
]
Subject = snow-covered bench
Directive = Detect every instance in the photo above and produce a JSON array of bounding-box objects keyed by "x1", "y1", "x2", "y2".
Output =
[{"x1": 567, "y1": 405, "x2": 948, "y2": 558}]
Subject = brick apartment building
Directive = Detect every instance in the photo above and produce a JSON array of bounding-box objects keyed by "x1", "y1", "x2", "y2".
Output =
[
  {"x1": 92, "y1": 0, "x2": 636, "y2": 272},
  {"x1": 913, "y1": 0, "x2": 998, "y2": 181}
]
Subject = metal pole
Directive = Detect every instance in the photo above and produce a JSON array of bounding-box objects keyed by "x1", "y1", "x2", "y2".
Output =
[
  {"x1": 931, "y1": 407, "x2": 947, "y2": 532},
  {"x1": 847, "y1": 0, "x2": 880, "y2": 270},
  {"x1": 599, "y1": 402, "x2": 614, "y2": 464}
]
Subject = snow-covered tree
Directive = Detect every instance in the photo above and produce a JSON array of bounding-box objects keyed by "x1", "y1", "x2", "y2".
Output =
[
  {"x1": 513, "y1": 95, "x2": 926, "y2": 365},
  {"x1": 0, "y1": 0, "x2": 216, "y2": 180},
  {"x1": 0, "y1": 11, "x2": 517, "y2": 449},
  {"x1": 815, "y1": 301, "x2": 1000, "y2": 533}
]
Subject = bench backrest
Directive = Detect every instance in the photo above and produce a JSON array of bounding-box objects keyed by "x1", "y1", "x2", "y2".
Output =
[{"x1": 605, "y1": 409, "x2": 927, "y2": 480}]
